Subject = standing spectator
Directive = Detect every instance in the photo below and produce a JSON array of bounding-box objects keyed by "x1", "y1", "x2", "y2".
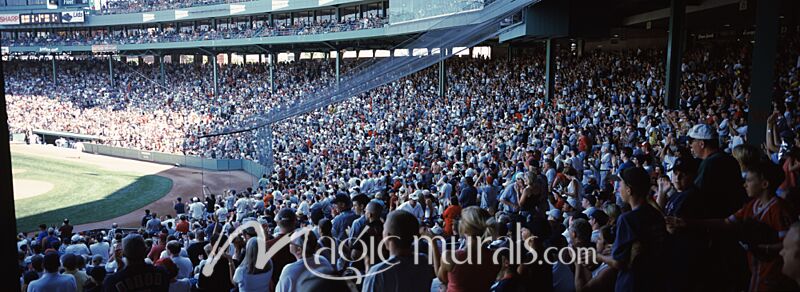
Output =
[
  {"x1": 688, "y1": 124, "x2": 749, "y2": 290},
  {"x1": 196, "y1": 234, "x2": 234, "y2": 292},
  {"x1": 154, "y1": 258, "x2": 191, "y2": 292},
  {"x1": 667, "y1": 161, "x2": 799, "y2": 291},
  {"x1": 186, "y1": 229, "x2": 207, "y2": 266},
  {"x1": 398, "y1": 191, "x2": 424, "y2": 223},
  {"x1": 459, "y1": 177, "x2": 478, "y2": 208},
  {"x1": 88, "y1": 235, "x2": 109, "y2": 264},
  {"x1": 233, "y1": 237, "x2": 273, "y2": 292},
  {"x1": 430, "y1": 206, "x2": 501, "y2": 291},
  {"x1": 65, "y1": 235, "x2": 90, "y2": 256},
  {"x1": 27, "y1": 251, "x2": 77, "y2": 292},
  {"x1": 361, "y1": 210, "x2": 434, "y2": 292},
  {"x1": 598, "y1": 167, "x2": 667, "y2": 292},
  {"x1": 277, "y1": 231, "x2": 333, "y2": 292},
  {"x1": 442, "y1": 196, "x2": 462, "y2": 237},
  {"x1": 265, "y1": 208, "x2": 299, "y2": 291},
  {"x1": 147, "y1": 233, "x2": 167, "y2": 263},
  {"x1": 86, "y1": 255, "x2": 106, "y2": 290},
  {"x1": 103, "y1": 234, "x2": 168, "y2": 291},
  {"x1": 141, "y1": 210, "x2": 153, "y2": 228},
  {"x1": 189, "y1": 198, "x2": 205, "y2": 221},
  {"x1": 574, "y1": 225, "x2": 617, "y2": 291},
  {"x1": 146, "y1": 213, "x2": 162, "y2": 235},
  {"x1": 166, "y1": 241, "x2": 193, "y2": 279},
  {"x1": 519, "y1": 171, "x2": 549, "y2": 219},
  {"x1": 175, "y1": 215, "x2": 190, "y2": 234},
  {"x1": 331, "y1": 194, "x2": 358, "y2": 241},
  {"x1": 61, "y1": 253, "x2": 90, "y2": 292},
  {"x1": 59, "y1": 219, "x2": 74, "y2": 242},
  {"x1": 173, "y1": 197, "x2": 186, "y2": 216}
]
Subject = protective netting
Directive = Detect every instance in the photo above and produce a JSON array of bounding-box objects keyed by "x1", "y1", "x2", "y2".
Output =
[
  {"x1": 208, "y1": 0, "x2": 539, "y2": 174},
  {"x1": 389, "y1": 0, "x2": 486, "y2": 24}
]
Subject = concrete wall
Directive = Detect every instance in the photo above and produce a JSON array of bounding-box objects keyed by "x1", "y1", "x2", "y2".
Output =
[{"x1": 81, "y1": 143, "x2": 266, "y2": 178}]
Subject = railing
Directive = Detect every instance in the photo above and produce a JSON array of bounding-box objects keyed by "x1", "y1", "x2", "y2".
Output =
[{"x1": 3, "y1": 18, "x2": 388, "y2": 47}]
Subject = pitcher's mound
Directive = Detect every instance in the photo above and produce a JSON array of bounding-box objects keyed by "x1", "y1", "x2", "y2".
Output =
[{"x1": 13, "y1": 179, "x2": 54, "y2": 200}]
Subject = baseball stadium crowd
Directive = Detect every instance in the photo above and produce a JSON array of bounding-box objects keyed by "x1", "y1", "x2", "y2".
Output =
[
  {"x1": 97, "y1": 0, "x2": 252, "y2": 15},
  {"x1": 3, "y1": 15, "x2": 387, "y2": 47},
  {"x1": 10, "y1": 36, "x2": 800, "y2": 292}
]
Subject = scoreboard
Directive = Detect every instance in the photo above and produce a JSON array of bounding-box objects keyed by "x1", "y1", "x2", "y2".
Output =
[
  {"x1": 20, "y1": 13, "x2": 61, "y2": 24},
  {"x1": 16, "y1": 11, "x2": 84, "y2": 24}
]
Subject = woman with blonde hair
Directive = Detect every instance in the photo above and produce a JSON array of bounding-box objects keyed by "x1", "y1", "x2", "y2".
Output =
[
  {"x1": 232, "y1": 237, "x2": 273, "y2": 292},
  {"x1": 428, "y1": 206, "x2": 502, "y2": 292},
  {"x1": 731, "y1": 144, "x2": 762, "y2": 176}
]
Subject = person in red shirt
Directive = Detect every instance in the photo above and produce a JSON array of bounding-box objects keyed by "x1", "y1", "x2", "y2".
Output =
[
  {"x1": 667, "y1": 161, "x2": 798, "y2": 291},
  {"x1": 175, "y1": 215, "x2": 190, "y2": 234},
  {"x1": 442, "y1": 196, "x2": 462, "y2": 237},
  {"x1": 147, "y1": 232, "x2": 167, "y2": 263}
]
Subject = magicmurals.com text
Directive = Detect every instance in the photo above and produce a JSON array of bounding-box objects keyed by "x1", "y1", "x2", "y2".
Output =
[{"x1": 201, "y1": 221, "x2": 598, "y2": 282}]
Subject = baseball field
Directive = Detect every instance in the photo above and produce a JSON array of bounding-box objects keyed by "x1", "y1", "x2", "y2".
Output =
[{"x1": 11, "y1": 144, "x2": 255, "y2": 233}]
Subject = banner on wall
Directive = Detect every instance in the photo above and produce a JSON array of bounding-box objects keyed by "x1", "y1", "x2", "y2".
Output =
[
  {"x1": 0, "y1": 14, "x2": 19, "y2": 25},
  {"x1": 61, "y1": 11, "x2": 85, "y2": 23}
]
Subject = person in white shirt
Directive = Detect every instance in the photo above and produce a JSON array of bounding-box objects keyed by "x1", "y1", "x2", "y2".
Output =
[
  {"x1": 64, "y1": 235, "x2": 90, "y2": 257},
  {"x1": 235, "y1": 195, "x2": 252, "y2": 222},
  {"x1": 233, "y1": 237, "x2": 273, "y2": 292},
  {"x1": 189, "y1": 197, "x2": 205, "y2": 221},
  {"x1": 397, "y1": 191, "x2": 424, "y2": 223},
  {"x1": 298, "y1": 194, "x2": 311, "y2": 216},
  {"x1": 88, "y1": 236, "x2": 110, "y2": 263},
  {"x1": 276, "y1": 231, "x2": 334, "y2": 292}
]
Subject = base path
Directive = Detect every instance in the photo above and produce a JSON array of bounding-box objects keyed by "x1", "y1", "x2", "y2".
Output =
[{"x1": 11, "y1": 144, "x2": 255, "y2": 232}]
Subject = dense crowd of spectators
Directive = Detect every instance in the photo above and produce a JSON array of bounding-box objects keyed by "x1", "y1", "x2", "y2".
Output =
[
  {"x1": 2, "y1": 15, "x2": 387, "y2": 47},
  {"x1": 11, "y1": 36, "x2": 800, "y2": 292},
  {"x1": 97, "y1": 0, "x2": 253, "y2": 15}
]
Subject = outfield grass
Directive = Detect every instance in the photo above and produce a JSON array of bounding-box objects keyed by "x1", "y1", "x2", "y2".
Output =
[{"x1": 12, "y1": 153, "x2": 173, "y2": 232}]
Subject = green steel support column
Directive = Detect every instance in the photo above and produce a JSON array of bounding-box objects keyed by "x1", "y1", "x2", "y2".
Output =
[
  {"x1": 159, "y1": 55, "x2": 166, "y2": 86},
  {"x1": 269, "y1": 53, "x2": 274, "y2": 93},
  {"x1": 335, "y1": 50, "x2": 341, "y2": 87},
  {"x1": 108, "y1": 55, "x2": 114, "y2": 86},
  {"x1": 439, "y1": 48, "x2": 446, "y2": 98},
  {"x1": 665, "y1": 0, "x2": 686, "y2": 109},
  {"x1": 747, "y1": 0, "x2": 780, "y2": 146},
  {"x1": 212, "y1": 54, "x2": 219, "y2": 96},
  {"x1": 545, "y1": 39, "x2": 555, "y2": 107},
  {"x1": 51, "y1": 55, "x2": 56, "y2": 85}
]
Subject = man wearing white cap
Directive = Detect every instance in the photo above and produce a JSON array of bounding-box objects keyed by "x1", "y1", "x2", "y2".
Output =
[
  {"x1": 65, "y1": 235, "x2": 90, "y2": 256},
  {"x1": 687, "y1": 123, "x2": 749, "y2": 290},
  {"x1": 189, "y1": 197, "x2": 205, "y2": 221},
  {"x1": 687, "y1": 123, "x2": 747, "y2": 218},
  {"x1": 398, "y1": 190, "x2": 424, "y2": 223}
]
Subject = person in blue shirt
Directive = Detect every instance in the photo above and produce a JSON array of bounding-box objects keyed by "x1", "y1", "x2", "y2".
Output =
[
  {"x1": 499, "y1": 175, "x2": 521, "y2": 214},
  {"x1": 459, "y1": 176, "x2": 478, "y2": 208},
  {"x1": 331, "y1": 194, "x2": 358, "y2": 242},
  {"x1": 598, "y1": 167, "x2": 668, "y2": 292},
  {"x1": 27, "y1": 251, "x2": 77, "y2": 292},
  {"x1": 362, "y1": 210, "x2": 434, "y2": 292},
  {"x1": 478, "y1": 175, "x2": 499, "y2": 211}
]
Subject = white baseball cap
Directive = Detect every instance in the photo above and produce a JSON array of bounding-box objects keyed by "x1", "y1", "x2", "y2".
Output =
[{"x1": 688, "y1": 124, "x2": 718, "y2": 140}]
